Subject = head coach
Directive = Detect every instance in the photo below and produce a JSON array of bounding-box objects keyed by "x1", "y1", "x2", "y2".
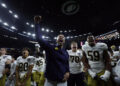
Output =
[{"x1": 34, "y1": 16, "x2": 70, "y2": 86}]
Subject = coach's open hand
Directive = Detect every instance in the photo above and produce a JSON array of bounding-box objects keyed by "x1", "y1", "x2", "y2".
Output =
[{"x1": 34, "y1": 16, "x2": 42, "y2": 24}]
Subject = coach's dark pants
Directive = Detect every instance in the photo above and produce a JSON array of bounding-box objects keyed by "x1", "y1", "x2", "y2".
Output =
[{"x1": 67, "y1": 72, "x2": 85, "y2": 86}]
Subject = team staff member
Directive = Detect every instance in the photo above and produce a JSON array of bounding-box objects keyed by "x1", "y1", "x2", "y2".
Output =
[
  {"x1": 34, "y1": 16, "x2": 69, "y2": 86},
  {"x1": 0, "y1": 48, "x2": 11, "y2": 86}
]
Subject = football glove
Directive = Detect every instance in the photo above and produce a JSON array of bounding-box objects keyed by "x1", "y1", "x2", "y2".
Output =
[
  {"x1": 100, "y1": 70, "x2": 111, "y2": 82},
  {"x1": 88, "y1": 69, "x2": 96, "y2": 79}
]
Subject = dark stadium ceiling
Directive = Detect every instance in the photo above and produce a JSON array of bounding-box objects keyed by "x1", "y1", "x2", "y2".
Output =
[{"x1": 2, "y1": 0, "x2": 120, "y2": 35}]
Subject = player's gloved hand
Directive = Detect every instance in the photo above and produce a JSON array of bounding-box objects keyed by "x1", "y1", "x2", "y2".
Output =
[
  {"x1": 100, "y1": 70, "x2": 111, "y2": 82},
  {"x1": 0, "y1": 74, "x2": 3, "y2": 78},
  {"x1": 88, "y1": 69, "x2": 96, "y2": 79}
]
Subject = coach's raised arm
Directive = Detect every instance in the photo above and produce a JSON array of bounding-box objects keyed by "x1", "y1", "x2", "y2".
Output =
[{"x1": 34, "y1": 16, "x2": 69, "y2": 86}]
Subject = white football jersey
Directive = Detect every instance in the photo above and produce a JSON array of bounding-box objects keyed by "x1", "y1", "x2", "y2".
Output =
[
  {"x1": 113, "y1": 51, "x2": 120, "y2": 58},
  {"x1": 114, "y1": 59, "x2": 120, "y2": 77},
  {"x1": 33, "y1": 57, "x2": 45, "y2": 73},
  {"x1": 67, "y1": 50, "x2": 83, "y2": 74},
  {"x1": 82, "y1": 42, "x2": 108, "y2": 73},
  {"x1": 16, "y1": 56, "x2": 35, "y2": 78},
  {"x1": 0, "y1": 56, "x2": 7, "y2": 75},
  {"x1": 1, "y1": 55, "x2": 12, "y2": 60}
]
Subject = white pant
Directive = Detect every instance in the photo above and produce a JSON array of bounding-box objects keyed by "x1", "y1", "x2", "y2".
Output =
[{"x1": 44, "y1": 79, "x2": 67, "y2": 86}]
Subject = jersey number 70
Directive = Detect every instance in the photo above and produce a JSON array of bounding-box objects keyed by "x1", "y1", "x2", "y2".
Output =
[{"x1": 87, "y1": 51, "x2": 100, "y2": 61}]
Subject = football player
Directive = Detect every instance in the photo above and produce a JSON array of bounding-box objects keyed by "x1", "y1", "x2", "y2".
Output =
[
  {"x1": 6, "y1": 57, "x2": 17, "y2": 86},
  {"x1": 67, "y1": 41, "x2": 85, "y2": 86},
  {"x1": 111, "y1": 46, "x2": 120, "y2": 86},
  {"x1": 82, "y1": 35, "x2": 112, "y2": 86},
  {"x1": 15, "y1": 48, "x2": 35, "y2": 86},
  {"x1": 0, "y1": 48, "x2": 11, "y2": 86},
  {"x1": 32, "y1": 44, "x2": 45, "y2": 86}
]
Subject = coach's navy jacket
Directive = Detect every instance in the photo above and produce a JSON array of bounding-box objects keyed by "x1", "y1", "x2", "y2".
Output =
[{"x1": 35, "y1": 24, "x2": 69, "y2": 82}]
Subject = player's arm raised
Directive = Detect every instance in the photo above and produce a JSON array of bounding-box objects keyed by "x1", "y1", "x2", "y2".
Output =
[{"x1": 34, "y1": 16, "x2": 52, "y2": 50}]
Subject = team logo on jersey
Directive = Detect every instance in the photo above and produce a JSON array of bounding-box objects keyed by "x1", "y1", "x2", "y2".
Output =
[{"x1": 55, "y1": 47, "x2": 59, "y2": 50}]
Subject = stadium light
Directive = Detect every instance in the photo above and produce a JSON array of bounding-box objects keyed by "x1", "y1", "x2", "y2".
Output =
[
  {"x1": 3, "y1": 22, "x2": 9, "y2": 26},
  {"x1": 51, "y1": 30, "x2": 54, "y2": 32},
  {"x1": 27, "y1": 32, "x2": 31, "y2": 35},
  {"x1": 74, "y1": 36, "x2": 78, "y2": 37},
  {"x1": 41, "y1": 28, "x2": 45, "y2": 31},
  {"x1": 71, "y1": 36, "x2": 73, "y2": 38},
  {"x1": 69, "y1": 30, "x2": 71, "y2": 32},
  {"x1": 26, "y1": 22, "x2": 30, "y2": 25},
  {"x1": 45, "y1": 36, "x2": 49, "y2": 39},
  {"x1": 14, "y1": 14, "x2": 19, "y2": 19},
  {"x1": 0, "y1": 19, "x2": 2, "y2": 23},
  {"x1": 54, "y1": 37, "x2": 57, "y2": 39},
  {"x1": 64, "y1": 30, "x2": 67, "y2": 33},
  {"x1": 32, "y1": 34, "x2": 36, "y2": 37},
  {"x1": 42, "y1": 35, "x2": 45, "y2": 39},
  {"x1": 1, "y1": 3, "x2": 7, "y2": 8},
  {"x1": 46, "y1": 29, "x2": 49, "y2": 32},
  {"x1": 31, "y1": 24, "x2": 34, "y2": 28},
  {"x1": 11, "y1": 26, "x2": 16, "y2": 30},
  {"x1": 9, "y1": 10, "x2": 13, "y2": 14},
  {"x1": 23, "y1": 31, "x2": 26, "y2": 34},
  {"x1": 66, "y1": 36, "x2": 70, "y2": 39},
  {"x1": 60, "y1": 31, "x2": 63, "y2": 33}
]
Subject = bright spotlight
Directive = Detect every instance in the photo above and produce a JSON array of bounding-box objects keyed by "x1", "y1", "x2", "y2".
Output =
[
  {"x1": 27, "y1": 32, "x2": 31, "y2": 35},
  {"x1": 51, "y1": 30, "x2": 54, "y2": 32},
  {"x1": 9, "y1": 10, "x2": 13, "y2": 14},
  {"x1": 1, "y1": 3, "x2": 7, "y2": 8},
  {"x1": 0, "y1": 19, "x2": 2, "y2": 23},
  {"x1": 23, "y1": 31, "x2": 26, "y2": 34},
  {"x1": 54, "y1": 37, "x2": 57, "y2": 40},
  {"x1": 46, "y1": 29, "x2": 49, "y2": 32},
  {"x1": 45, "y1": 36, "x2": 49, "y2": 39},
  {"x1": 41, "y1": 28, "x2": 45, "y2": 31},
  {"x1": 26, "y1": 22, "x2": 30, "y2": 25},
  {"x1": 42, "y1": 35, "x2": 45, "y2": 39},
  {"x1": 66, "y1": 36, "x2": 70, "y2": 39},
  {"x1": 11, "y1": 26, "x2": 16, "y2": 30},
  {"x1": 31, "y1": 24, "x2": 34, "y2": 28},
  {"x1": 3, "y1": 22, "x2": 9, "y2": 26},
  {"x1": 32, "y1": 34, "x2": 36, "y2": 37},
  {"x1": 64, "y1": 30, "x2": 67, "y2": 33},
  {"x1": 14, "y1": 14, "x2": 18, "y2": 19}
]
